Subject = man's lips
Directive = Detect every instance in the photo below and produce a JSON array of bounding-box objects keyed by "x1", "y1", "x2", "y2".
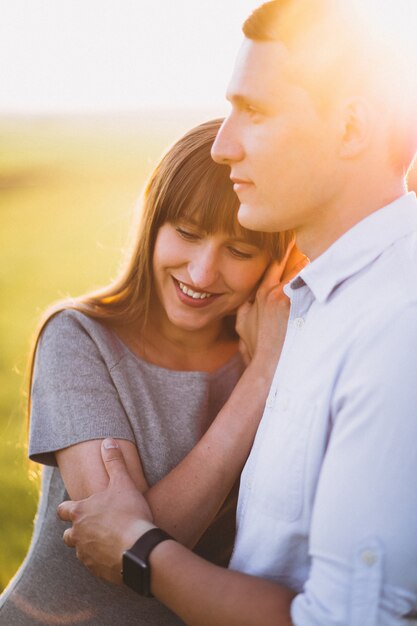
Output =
[{"x1": 230, "y1": 177, "x2": 253, "y2": 193}]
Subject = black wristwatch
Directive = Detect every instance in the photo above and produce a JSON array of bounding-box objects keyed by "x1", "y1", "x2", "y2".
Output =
[{"x1": 122, "y1": 527, "x2": 173, "y2": 597}]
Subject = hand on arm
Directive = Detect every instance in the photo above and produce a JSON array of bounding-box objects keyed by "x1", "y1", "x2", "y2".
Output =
[{"x1": 58, "y1": 440, "x2": 295, "y2": 626}]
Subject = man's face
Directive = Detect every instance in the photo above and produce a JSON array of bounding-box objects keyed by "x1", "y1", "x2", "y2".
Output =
[{"x1": 211, "y1": 38, "x2": 342, "y2": 235}]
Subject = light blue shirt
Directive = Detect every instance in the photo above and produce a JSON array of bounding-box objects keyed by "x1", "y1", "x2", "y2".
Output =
[{"x1": 230, "y1": 193, "x2": 417, "y2": 625}]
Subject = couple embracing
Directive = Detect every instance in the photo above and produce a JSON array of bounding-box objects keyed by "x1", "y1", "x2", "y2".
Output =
[{"x1": 2, "y1": 2, "x2": 417, "y2": 625}]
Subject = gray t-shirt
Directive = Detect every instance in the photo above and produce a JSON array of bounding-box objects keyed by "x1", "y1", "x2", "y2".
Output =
[{"x1": 0, "y1": 310, "x2": 244, "y2": 625}]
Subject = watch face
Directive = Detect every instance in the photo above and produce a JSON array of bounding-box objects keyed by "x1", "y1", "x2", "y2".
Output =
[
  {"x1": 123, "y1": 551, "x2": 151, "y2": 596},
  {"x1": 122, "y1": 528, "x2": 172, "y2": 597}
]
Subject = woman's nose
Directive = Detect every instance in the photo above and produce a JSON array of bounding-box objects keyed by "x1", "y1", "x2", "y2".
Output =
[
  {"x1": 211, "y1": 115, "x2": 244, "y2": 165},
  {"x1": 188, "y1": 246, "x2": 220, "y2": 289}
]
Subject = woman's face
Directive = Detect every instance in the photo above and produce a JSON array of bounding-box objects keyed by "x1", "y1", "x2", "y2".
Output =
[{"x1": 151, "y1": 220, "x2": 270, "y2": 333}]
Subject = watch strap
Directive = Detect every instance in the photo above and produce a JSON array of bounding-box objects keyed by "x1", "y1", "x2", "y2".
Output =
[{"x1": 122, "y1": 527, "x2": 173, "y2": 597}]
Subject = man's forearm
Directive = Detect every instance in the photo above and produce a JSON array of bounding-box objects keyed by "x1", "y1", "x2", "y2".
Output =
[{"x1": 150, "y1": 539, "x2": 295, "y2": 626}]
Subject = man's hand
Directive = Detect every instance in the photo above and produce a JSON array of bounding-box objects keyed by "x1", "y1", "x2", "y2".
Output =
[
  {"x1": 237, "y1": 244, "x2": 308, "y2": 366},
  {"x1": 57, "y1": 438, "x2": 156, "y2": 584}
]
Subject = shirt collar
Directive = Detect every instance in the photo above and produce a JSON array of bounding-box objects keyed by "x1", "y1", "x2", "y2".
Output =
[{"x1": 292, "y1": 192, "x2": 417, "y2": 303}]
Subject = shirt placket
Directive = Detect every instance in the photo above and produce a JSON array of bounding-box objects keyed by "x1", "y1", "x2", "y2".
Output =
[
  {"x1": 265, "y1": 278, "x2": 314, "y2": 410},
  {"x1": 239, "y1": 280, "x2": 315, "y2": 517}
]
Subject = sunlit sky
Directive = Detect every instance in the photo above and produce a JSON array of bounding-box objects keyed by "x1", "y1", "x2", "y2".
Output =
[{"x1": 0, "y1": 0, "x2": 261, "y2": 115}]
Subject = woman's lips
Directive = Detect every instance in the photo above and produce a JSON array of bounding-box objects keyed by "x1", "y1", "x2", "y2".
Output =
[{"x1": 172, "y1": 278, "x2": 221, "y2": 308}]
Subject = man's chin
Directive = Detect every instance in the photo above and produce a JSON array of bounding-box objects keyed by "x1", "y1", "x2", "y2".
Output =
[{"x1": 237, "y1": 203, "x2": 276, "y2": 233}]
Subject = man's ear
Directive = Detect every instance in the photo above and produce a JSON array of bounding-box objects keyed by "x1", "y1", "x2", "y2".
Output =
[{"x1": 338, "y1": 97, "x2": 371, "y2": 159}]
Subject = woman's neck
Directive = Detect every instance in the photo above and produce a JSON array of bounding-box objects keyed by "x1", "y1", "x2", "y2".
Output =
[{"x1": 114, "y1": 307, "x2": 238, "y2": 373}]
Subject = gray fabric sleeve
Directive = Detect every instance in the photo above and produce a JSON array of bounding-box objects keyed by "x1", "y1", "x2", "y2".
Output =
[{"x1": 29, "y1": 311, "x2": 135, "y2": 466}]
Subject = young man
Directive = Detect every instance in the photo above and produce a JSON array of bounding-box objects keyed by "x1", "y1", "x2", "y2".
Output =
[{"x1": 58, "y1": 1, "x2": 417, "y2": 624}]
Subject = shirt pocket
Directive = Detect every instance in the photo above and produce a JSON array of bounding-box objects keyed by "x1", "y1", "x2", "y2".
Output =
[{"x1": 251, "y1": 399, "x2": 316, "y2": 522}]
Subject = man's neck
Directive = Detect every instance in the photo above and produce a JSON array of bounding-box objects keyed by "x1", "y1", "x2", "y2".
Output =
[{"x1": 297, "y1": 181, "x2": 407, "y2": 261}]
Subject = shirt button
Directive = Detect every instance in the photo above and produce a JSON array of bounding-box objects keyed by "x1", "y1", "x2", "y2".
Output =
[
  {"x1": 361, "y1": 550, "x2": 377, "y2": 567},
  {"x1": 293, "y1": 317, "x2": 305, "y2": 329}
]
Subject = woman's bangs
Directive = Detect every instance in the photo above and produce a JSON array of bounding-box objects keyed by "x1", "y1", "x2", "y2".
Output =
[{"x1": 180, "y1": 177, "x2": 239, "y2": 234}]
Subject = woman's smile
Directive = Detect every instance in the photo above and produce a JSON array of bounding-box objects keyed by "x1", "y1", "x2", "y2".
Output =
[{"x1": 173, "y1": 277, "x2": 221, "y2": 308}]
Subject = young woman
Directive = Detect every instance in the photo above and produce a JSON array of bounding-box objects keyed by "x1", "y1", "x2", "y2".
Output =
[{"x1": 0, "y1": 119, "x2": 293, "y2": 625}]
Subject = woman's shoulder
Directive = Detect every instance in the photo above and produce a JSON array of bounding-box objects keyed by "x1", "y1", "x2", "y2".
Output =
[
  {"x1": 38, "y1": 309, "x2": 97, "y2": 350},
  {"x1": 30, "y1": 309, "x2": 134, "y2": 408},
  {"x1": 37, "y1": 308, "x2": 124, "y2": 365}
]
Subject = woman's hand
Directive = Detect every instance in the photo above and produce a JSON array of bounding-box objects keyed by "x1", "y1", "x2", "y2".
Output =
[{"x1": 236, "y1": 244, "x2": 308, "y2": 369}]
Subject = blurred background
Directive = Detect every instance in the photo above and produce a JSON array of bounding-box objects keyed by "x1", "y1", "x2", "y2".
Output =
[
  {"x1": 0, "y1": 0, "x2": 261, "y2": 590},
  {"x1": 1, "y1": 0, "x2": 417, "y2": 593}
]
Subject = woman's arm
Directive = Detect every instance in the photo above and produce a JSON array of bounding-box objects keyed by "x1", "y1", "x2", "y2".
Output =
[{"x1": 56, "y1": 439, "x2": 148, "y2": 498}]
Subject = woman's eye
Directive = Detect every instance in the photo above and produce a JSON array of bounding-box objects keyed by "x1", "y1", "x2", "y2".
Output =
[
  {"x1": 228, "y1": 247, "x2": 254, "y2": 259},
  {"x1": 176, "y1": 227, "x2": 200, "y2": 241}
]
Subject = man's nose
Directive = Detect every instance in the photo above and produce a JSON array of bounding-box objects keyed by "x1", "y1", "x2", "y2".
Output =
[
  {"x1": 188, "y1": 246, "x2": 220, "y2": 289},
  {"x1": 211, "y1": 116, "x2": 244, "y2": 165}
]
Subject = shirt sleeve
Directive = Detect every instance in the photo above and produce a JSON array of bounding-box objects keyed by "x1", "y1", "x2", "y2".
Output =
[
  {"x1": 291, "y1": 303, "x2": 417, "y2": 625},
  {"x1": 29, "y1": 311, "x2": 135, "y2": 466}
]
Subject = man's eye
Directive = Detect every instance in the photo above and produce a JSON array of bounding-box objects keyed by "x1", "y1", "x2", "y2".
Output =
[
  {"x1": 176, "y1": 227, "x2": 200, "y2": 240},
  {"x1": 244, "y1": 104, "x2": 260, "y2": 117},
  {"x1": 228, "y1": 246, "x2": 253, "y2": 259}
]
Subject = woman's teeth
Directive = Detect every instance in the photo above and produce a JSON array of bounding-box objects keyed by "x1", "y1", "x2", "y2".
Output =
[{"x1": 178, "y1": 281, "x2": 213, "y2": 300}]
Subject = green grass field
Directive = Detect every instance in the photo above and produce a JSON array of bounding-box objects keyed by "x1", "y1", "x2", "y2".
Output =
[{"x1": 0, "y1": 111, "x2": 205, "y2": 591}]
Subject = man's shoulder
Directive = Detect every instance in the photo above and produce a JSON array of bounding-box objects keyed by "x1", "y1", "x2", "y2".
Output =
[
  {"x1": 348, "y1": 228, "x2": 417, "y2": 312},
  {"x1": 391, "y1": 229, "x2": 417, "y2": 293}
]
